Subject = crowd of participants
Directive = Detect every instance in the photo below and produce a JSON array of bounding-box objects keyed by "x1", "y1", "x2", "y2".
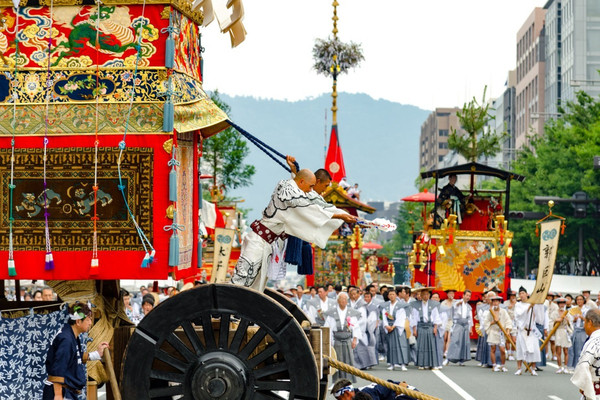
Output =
[{"x1": 275, "y1": 282, "x2": 600, "y2": 380}]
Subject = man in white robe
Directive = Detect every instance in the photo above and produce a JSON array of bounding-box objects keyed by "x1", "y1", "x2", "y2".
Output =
[
  {"x1": 571, "y1": 309, "x2": 600, "y2": 400},
  {"x1": 514, "y1": 287, "x2": 543, "y2": 376},
  {"x1": 232, "y1": 160, "x2": 355, "y2": 292}
]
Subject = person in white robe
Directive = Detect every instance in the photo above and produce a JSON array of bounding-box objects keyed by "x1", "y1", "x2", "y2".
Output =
[
  {"x1": 553, "y1": 297, "x2": 573, "y2": 374},
  {"x1": 232, "y1": 161, "x2": 355, "y2": 292},
  {"x1": 571, "y1": 309, "x2": 600, "y2": 400},
  {"x1": 325, "y1": 293, "x2": 363, "y2": 383},
  {"x1": 484, "y1": 295, "x2": 512, "y2": 372},
  {"x1": 514, "y1": 287, "x2": 543, "y2": 376}
]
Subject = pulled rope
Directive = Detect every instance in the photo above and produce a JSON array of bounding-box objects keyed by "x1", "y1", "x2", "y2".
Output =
[
  {"x1": 323, "y1": 356, "x2": 440, "y2": 400},
  {"x1": 226, "y1": 120, "x2": 299, "y2": 172}
]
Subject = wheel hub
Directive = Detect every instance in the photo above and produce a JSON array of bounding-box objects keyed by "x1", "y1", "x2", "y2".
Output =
[{"x1": 191, "y1": 352, "x2": 248, "y2": 400}]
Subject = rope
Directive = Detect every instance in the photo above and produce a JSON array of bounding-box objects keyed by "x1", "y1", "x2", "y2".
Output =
[
  {"x1": 226, "y1": 120, "x2": 299, "y2": 172},
  {"x1": 323, "y1": 356, "x2": 441, "y2": 400}
]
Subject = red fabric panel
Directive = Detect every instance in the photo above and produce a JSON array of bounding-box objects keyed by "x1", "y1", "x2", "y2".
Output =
[{"x1": 0, "y1": 134, "x2": 173, "y2": 280}]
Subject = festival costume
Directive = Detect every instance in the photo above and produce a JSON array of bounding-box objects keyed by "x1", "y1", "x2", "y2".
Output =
[
  {"x1": 348, "y1": 380, "x2": 420, "y2": 400},
  {"x1": 382, "y1": 301, "x2": 411, "y2": 367},
  {"x1": 571, "y1": 328, "x2": 600, "y2": 400},
  {"x1": 484, "y1": 307, "x2": 512, "y2": 346},
  {"x1": 410, "y1": 300, "x2": 441, "y2": 368},
  {"x1": 435, "y1": 183, "x2": 466, "y2": 225},
  {"x1": 553, "y1": 309, "x2": 573, "y2": 349},
  {"x1": 447, "y1": 301, "x2": 473, "y2": 364},
  {"x1": 514, "y1": 302, "x2": 542, "y2": 363},
  {"x1": 475, "y1": 303, "x2": 492, "y2": 366},
  {"x1": 353, "y1": 300, "x2": 379, "y2": 370},
  {"x1": 307, "y1": 297, "x2": 338, "y2": 326},
  {"x1": 43, "y1": 324, "x2": 100, "y2": 400},
  {"x1": 569, "y1": 306, "x2": 590, "y2": 369},
  {"x1": 325, "y1": 306, "x2": 362, "y2": 382},
  {"x1": 232, "y1": 179, "x2": 343, "y2": 292},
  {"x1": 535, "y1": 303, "x2": 550, "y2": 366}
]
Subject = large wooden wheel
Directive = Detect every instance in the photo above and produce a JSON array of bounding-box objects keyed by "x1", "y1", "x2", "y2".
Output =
[{"x1": 121, "y1": 284, "x2": 319, "y2": 399}]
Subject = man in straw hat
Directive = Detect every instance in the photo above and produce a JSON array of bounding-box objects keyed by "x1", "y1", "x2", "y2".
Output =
[
  {"x1": 409, "y1": 285, "x2": 442, "y2": 369},
  {"x1": 484, "y1": 295, "x2": 512, "y2": 372},
  {"x1": 445, "y1": 289, "x2": 473, "y2": 366},
  {"x1": 553, "y1": 297, "x2": 573, "y2": 374}
]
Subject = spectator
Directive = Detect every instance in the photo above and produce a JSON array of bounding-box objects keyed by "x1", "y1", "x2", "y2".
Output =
[
  {"x1": 141, "y1": 294, "x2": 155, "y2": 317},
  {"x1": 122, "y1": 289, "x2": 141, "y2": 324},
  {"x1": 347, "y1": 184, "x2": 361, "y2": 200},
  {"x1": 42, "y1": 287, "x2": 55, "y2": 301},
  {"x1": 33, "y1": 290, "x2": 43, "y2": 301},
  {"x1": 24, "y1": 292, "x2": 33, "y2": 301}
]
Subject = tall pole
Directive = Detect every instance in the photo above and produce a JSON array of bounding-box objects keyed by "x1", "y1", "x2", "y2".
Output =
[{"x1": 331, "y1": 0, "x2": 339, "y2": 125}]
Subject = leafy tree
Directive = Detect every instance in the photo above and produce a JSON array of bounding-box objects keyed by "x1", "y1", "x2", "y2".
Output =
[
  {"x1": 509, "y1": 91, "x2": 600, "y2": 276},
  {"x1": 203, "y1": 91, "x2": 256, "y2": 196},
  {"x1": 448, "y1": 87, "x2": 508, "y2": 162}
]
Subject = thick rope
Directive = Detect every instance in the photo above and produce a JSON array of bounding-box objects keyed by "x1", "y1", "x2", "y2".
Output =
[
  {"x1": 226, "y1": 120, "x2": 299, "y2": 172},
  {"x1": 323, "y1": 356, "x2": 441, "y2": 400}
]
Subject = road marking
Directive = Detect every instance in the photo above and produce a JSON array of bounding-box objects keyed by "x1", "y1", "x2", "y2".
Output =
[
  {"x1": 432, "y1": 369, "x2": 477, "y2": 400},
  {"x1": 548, "y1": 396, "x2": 563, "y2": 400}
]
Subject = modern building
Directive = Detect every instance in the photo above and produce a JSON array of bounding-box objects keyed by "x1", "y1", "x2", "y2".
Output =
[
  {"x1": 418, "y1": 108, "x2": 463, "y2": 172},
  {"x1": 544, "y1": 0, "x2": 600, "y2": 117},
  {"x1": 502, "y1": 70, "x2": 517, "y2": 168},
  {"x1": 515, "y1": 7, "x2": 547, "y2": 151}
]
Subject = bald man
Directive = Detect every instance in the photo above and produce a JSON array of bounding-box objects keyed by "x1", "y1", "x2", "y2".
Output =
[{"x1": 232, "y1": 156, "x2": 356, "y2": 291}]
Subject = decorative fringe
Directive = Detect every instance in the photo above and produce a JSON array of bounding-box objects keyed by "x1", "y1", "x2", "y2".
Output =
[
  {"x1": 45, "y1": 252, "x2": 54, "y2": 271},
  {"x1": 141, "y1": 252, "x2": 151, "y2": 268},
  {"x1": 8, "y1": 259, "x2": 16, "y2": 277},
  {"x1": 90, "y1": 258, "x2": 99, "y2": 274},
  {"x1": 169, "y1": 231, "x2": 180, "y2": 267},
  {"x1": 165, "y1": 37, "x2": 174, "y2": 69},
  {"x1": 169, "y1": 166, "x2": 177, "y2": 202},
  {"x1": 284, "y1": 235, "x2": 303, "y2": 265},
  {"x1": 299, "y1": 241, "x2": 314, "y2": 275},
  {"x1": 163, "y1": 99, "x2": 174, "y2": 132}
]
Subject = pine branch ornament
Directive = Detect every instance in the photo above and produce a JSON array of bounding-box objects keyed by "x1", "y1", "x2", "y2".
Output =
[{"x1": 312, "y1": 37, "x2": 364, "y2": 78}]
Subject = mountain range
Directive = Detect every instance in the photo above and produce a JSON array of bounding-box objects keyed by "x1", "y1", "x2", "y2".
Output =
[{"x1": 219, "y1": 92, "x2": 432, "y2": 221}]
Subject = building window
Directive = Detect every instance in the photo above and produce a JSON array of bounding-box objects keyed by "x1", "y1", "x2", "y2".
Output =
[
  {"x1": 437, "y1": 112, "x2": 450, "y2": 117},
  {"x1": 438, "y1": 129, "x2": 449, "y2": 137},
  {"x1": 439, "y1": 156, "x2": 444, "y2": 162},
  {"x1": 439, "y1": 142, "x2": 448, "y2": 149}
]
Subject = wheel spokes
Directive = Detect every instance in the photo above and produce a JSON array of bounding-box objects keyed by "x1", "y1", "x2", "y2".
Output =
[
  {"x1": 149, "y1": 369, "x2": 186, "y2": 384},
  {"x1": 165, "y1": 331, "x2": 197, "y2": 363},
  {"x1": 154, "y1": 348, "x2": 189, "y2": 373},
  {"x1": 148, "y1": 384, "x2": 185, "y2": 398},
  {"x1": 219, "y1": 313, "x2": 231, "y2": 349},
  {"x1": 247, "y1": 342, "x2": 280, "y2": 369},
  {"x1": 239, "y1": 327, "x2": 267, "y2": 360},
  {"x1": 181, "y1": 320, "x2": 205, "y2": 355},
  {"x1": 230, "y1": 317, "x2": 250, "y2": 353}
]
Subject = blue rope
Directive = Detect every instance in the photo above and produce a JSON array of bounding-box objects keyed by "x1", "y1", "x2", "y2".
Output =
[{"x1": 226, "y1": 120, "x2": 300, "y2": 172}]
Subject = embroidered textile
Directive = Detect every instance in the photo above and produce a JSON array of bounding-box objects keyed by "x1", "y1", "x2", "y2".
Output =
[{"x1": 0, "y1": 309, "x2": 69, "y2": 400}]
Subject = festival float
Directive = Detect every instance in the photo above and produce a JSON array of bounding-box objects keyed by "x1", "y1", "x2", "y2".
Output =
[{"x1": 408, "y1": 162, "x2": 526, "y2": 299}]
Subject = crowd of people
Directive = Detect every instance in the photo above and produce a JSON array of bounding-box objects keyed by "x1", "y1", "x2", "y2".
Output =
[
  {"x1": 4, "y1": 285, "x2": 57, "y2": 302},
  {"x1": 276, "y1": 282, "x2": 600, "y2": 381}
]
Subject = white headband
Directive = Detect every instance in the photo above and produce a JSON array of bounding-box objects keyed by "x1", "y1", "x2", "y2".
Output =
[{"x1": 334, "y1": 385, "x2": 354, "y2": 398}]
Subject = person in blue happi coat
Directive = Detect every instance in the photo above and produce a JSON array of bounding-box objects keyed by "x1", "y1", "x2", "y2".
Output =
[
  {"x1": 331, "y1": 378, "x2": 420, "y2": 400},
  {"x1": 43, "y1": 302, "x2": 109, "y2": 400}
]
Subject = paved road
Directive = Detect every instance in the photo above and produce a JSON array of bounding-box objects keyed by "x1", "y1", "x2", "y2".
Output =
[
  {"x1": 325, "y1": 358, "x2": 578, "y2": 400},
  {"x1": 97, "y1": 356, "x2": 577, "y2": 400}
]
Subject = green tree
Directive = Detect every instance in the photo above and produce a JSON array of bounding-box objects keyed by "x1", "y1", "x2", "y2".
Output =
[
  {"x1": 203, "y1": 91, "x2": 256, "y2": 195},
  {"x1": 448, "y1": 87, "x2": 508, "y2": 162},
  {"x1": 509, "y1": 91, "x2": 600, "y2": 276}
]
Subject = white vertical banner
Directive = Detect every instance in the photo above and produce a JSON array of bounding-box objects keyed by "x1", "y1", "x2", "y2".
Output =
[
  {"x1": 528, "y1": 220, "x2": 562, "y2": 304},
  {"x1": 210, "y1": 228, "x2": 235, "y2": 283}
]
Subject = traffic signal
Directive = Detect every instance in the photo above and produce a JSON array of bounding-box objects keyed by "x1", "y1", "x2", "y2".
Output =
[
  {"x1": 508, "y1": 211, "x2": 546, "y2": 220},
  {"x1": 572, "y1": 191, "x2": 588, "y2": 218}
]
